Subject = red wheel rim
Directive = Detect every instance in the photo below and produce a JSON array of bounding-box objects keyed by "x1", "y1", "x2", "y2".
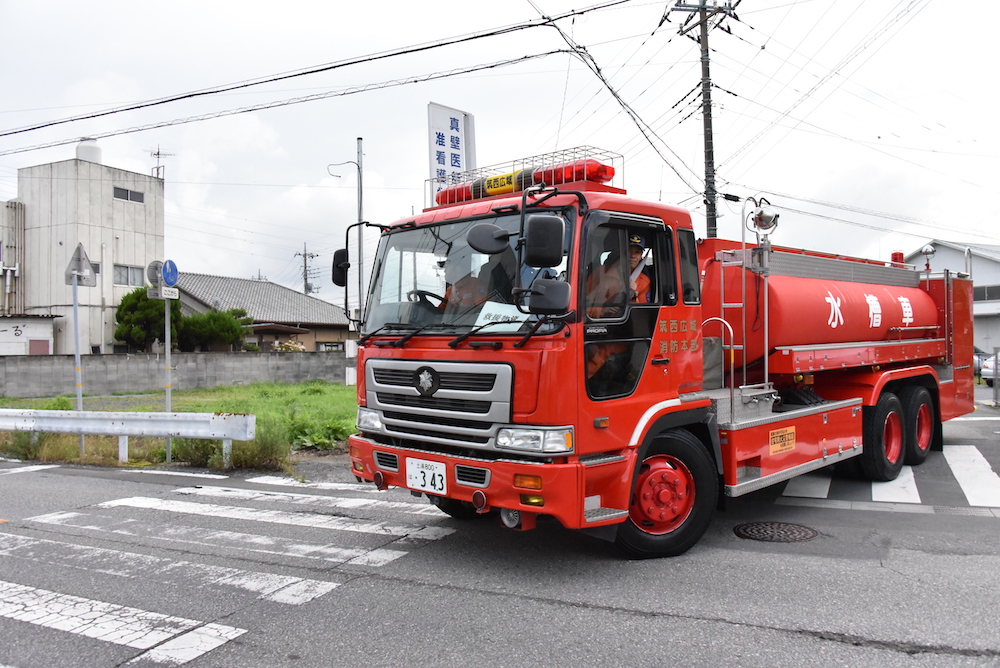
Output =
[
  {"x1": 628, "y1": 454, "x2": 696, "y2": 535},
  {"x1": 914, "y1": 403, "x2": 932, "y2": 454},
  {"x1": 883, "y1": 410, "x2": 903, "y2": 464}
]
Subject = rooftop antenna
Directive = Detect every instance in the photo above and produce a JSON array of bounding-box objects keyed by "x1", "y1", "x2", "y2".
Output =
[{"x1": 147, "y1": 145, "x2": 175, "y2": 179}]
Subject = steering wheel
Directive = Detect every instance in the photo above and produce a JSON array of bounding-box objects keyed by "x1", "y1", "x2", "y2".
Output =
[{"x1": 407, "y1": 290, "x2": 445, "y2": 309}]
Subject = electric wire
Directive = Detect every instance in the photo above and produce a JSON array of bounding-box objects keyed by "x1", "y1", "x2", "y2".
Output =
[
  {"x1": 0, "y1": 1, "x2": 630, "y2": 139},
  {"x1": 0, "y1": 51, "x2": 572, "y2": 158},
  {"x1": 534, "y1": 8, "x2": 703, "y2": 194}
]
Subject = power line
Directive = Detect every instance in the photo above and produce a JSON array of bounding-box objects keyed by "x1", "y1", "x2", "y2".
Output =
[
  {"x1": 534, "y1": 7, "x2": 703, "y2": 194},
  {"x1": 0, "y1": 51, "x2": 570, "y2": 158},
  {"x1": 729, "y1": 184, "x2": 1000, "y2": 242},
  {"x1": 0, "y1": 1, "x2": 629, "y2": 139},
  {"x1": 720, "y1": 0, "x2": 930, "y2": 171}
]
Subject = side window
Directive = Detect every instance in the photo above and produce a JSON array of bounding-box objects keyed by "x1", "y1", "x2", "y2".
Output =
[
  {"x1": 677, "y1": 228, "x2": 701, "y2": 304},
  {"x1": 584, "y1": 226, "x2": 627, "y2": 320},
  {"x1": 584, "y1": 225, "x2": 658, "y2": 399},
  {"x1": 585, "y1": 225, "x2": 660, "y2": 320}
]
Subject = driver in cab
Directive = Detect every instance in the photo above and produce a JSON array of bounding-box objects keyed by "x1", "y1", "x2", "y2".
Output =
[{"x1": 442, "y1": 261, "x2": 488, "y2": 311}]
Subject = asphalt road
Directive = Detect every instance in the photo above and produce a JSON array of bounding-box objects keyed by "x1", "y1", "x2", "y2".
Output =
[{"x1": 1, "y1": 396, "x2": 999, "y2": 667}]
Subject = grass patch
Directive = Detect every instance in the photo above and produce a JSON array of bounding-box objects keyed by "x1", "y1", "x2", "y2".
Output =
[{"x1": 0, "y1": 380, "x2": 357, "y2": 471}]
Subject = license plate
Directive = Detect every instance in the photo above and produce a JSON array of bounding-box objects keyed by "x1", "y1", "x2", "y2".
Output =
[{"x1": 406, "y1": 458, "x2": 447, "y2": 495}]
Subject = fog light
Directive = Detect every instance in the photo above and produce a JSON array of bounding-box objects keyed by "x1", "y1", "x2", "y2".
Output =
[
  {"x1": 513, "y1": 474, "x2": 542, "y2": 490},
  {"x1": 352, "y1": 461, "x2": 364, "y2": 472},
  {"x1": 519, "y1": 494, "x2": 544, "y2": 507}
]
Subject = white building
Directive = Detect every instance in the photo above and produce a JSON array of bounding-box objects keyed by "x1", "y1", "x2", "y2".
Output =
[
  {"x1": 904, "y1": 240, "x2": 1000, "y2": 353},
  {"x1": 0, "y1": 140, "x2": 164, "y2": 354}
]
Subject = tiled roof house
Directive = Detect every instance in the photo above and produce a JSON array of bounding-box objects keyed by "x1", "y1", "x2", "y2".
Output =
[{"x1": 176, "y1": 273, "x2": 351, "y2": 352}]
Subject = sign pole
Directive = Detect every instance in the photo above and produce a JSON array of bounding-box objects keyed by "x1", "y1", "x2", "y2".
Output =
[
  {"x1": 165, "y1": 294, "x2": 172, "y2": 462},
  {"x1": 64, "y1": 243, "x2": 96, "y2": 460},
  {"x1": 149, "y1": 259, "x2": 179, "y2": 464},
  {"x1": 72, "y1": 273, "x2": 85, "y2": 458}
]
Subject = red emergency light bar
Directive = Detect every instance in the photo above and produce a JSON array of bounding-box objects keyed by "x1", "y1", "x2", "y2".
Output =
[{"x1": 435, "y1": 158, "x2": 615, "y2": 206}]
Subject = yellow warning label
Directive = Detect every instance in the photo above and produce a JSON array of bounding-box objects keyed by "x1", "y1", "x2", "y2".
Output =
[{"x1": 769, "y1": 426, "x2": 796, "y2": 455}]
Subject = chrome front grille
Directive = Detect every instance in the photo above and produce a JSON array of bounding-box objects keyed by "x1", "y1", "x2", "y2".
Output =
[
  {"x1": 374, "y1": 368, "x2": 496, "y2": 392},
  {"x1": 376, "y1": 393, "x2": 492, "y2": 414},
  {"x1": 366, "y1": 359, "x2": 513, "y2": 451}
]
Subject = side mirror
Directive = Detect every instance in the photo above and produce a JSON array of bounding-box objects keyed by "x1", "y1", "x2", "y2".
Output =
[
  {"x1": 527, "y1": 278, "x2": 570, "y2": 315},
  {"x1": 467, "y1": 223, "x2": 511, "y2": 255},
  {"x1": 332, "y1": 249, "x2": 349, "y2": 287},
  {"x1": 523, "y1": 214, "x2": 564, "y2": 268}
]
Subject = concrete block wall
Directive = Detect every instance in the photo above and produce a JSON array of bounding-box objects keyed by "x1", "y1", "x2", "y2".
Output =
[{"x1": 0, "y1": 352, "x2": 349, "y2": 399}]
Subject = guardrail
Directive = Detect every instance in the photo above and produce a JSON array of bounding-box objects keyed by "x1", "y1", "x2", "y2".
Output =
[{"x1": 0, "y1": 409, "x2": 256, "y2": 468}]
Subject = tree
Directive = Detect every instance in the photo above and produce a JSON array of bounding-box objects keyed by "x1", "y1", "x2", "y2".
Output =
[
  {"x1": 114, "y1": 287, "x2": 181, "y2": 352},
  {"x1": 177, "y1": 308, "x2": 251, "y2": 352}
]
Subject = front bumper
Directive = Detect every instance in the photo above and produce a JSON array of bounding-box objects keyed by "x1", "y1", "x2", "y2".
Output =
[{"x1": 348, "y1": 434, "x2": 632, "y2": 530}]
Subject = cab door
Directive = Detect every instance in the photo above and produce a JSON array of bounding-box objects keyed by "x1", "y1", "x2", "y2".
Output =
[{"x1": 580, "y1": 212, "x2": 672, "y2": 402}]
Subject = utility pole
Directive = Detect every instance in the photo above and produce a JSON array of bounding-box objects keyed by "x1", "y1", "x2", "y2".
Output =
[
  {"x1": 671, "y1": 1, "x2": 736, "y2": 238},
  {"x1": 295, "y1": 243, "x2": 319, "y2": 294}
]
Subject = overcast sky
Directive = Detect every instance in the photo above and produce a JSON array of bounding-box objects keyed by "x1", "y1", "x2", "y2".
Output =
[{"x1": 1, "y1": 0, "x2": 995, "y2": 306}]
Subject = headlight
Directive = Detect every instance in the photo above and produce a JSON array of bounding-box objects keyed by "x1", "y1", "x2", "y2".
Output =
[
  {"x1": 496, "y1": 427, "x2": 573, "y2": 453},
  {"x1": 356, "y1": 407, "x2": 383, "y2": 432}
]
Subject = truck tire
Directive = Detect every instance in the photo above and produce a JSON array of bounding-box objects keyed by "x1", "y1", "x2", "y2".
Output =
[
  {"x1": 860, "y1": 392, "x2": 905, "y2": 481},
  {"x1": 615, "y1": 430, "x2": 718, "y2": 558},
  {"x1": 427, "y1": 495, "x2": 485, "y2": 520},
  {"x1": 899, "y1": 386, "x2": 934, "y2": 466}
]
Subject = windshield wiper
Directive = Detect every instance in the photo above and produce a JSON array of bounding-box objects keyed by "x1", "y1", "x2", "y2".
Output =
[
  {"x1": 358, "y1": 323, "x2": 412, "y2": 346},
  {"x1": 448, "y1": 319, "x2": 528, "y2": 349},
  {"x1": 513, "y1": 310, "x2": 576, "y2": 348},
  {"x1": 378, "y1": 322, "x2": 466, "y2": 348}
]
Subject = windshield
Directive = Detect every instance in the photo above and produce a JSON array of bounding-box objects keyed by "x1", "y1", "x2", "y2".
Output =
[{"x1": 363, "y1": 213, "x2": 569, "y2": 336}]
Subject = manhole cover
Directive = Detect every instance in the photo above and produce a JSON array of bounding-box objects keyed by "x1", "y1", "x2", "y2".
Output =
[{"x1": 733, "y1": 522, "x2": 818, "y2": 543}]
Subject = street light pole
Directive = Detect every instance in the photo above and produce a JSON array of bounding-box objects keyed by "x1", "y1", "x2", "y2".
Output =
[
  {"x1": 328, "y1": 137, "x2": 364, "y2": 317},
  {"x1": 355, "y1": 137, "x2": 363, "y2": 317}
]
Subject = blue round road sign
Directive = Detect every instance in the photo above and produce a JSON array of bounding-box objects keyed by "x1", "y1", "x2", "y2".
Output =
[{"x1": 161, "y1": 259, "x2": 179, "y2": 287}]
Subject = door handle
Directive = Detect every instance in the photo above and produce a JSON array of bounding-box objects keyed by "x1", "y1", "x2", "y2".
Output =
[{"x1": 652, "y1": 357, "x2": 670, "y2": 365}]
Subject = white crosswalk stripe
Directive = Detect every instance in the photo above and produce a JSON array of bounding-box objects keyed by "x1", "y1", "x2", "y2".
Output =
[
  {"x1": 123, "y1": 470, "x2": 229, "y2": 480},
  {"x1": 174, "y1": 484, "x2": 447, "y2": 516},
  {"x1": 779, "y1": 445, "x2": 1000, "y2": 515},
  {"x1": 781, "y1": 471, "x2": 832, "y2": 499},
  {"x1": 4, "y1": 473, "x2": 459, "y2": 664},
  {"x1": 245, "y1": 475, "x2": 374, "y2": 492},
  {"x1": 0, "y1": 579, "x2": 246, "y2": 660},
  {"x1": 943, "y1": 445, "x2": 1000, "y2": 507},
  {"x1": 27, "y1": 511, "x2": 409, "y2": 567},
  {"x1": 871, "y1": 465, "x2": 921, "y2": 504},
  {"x1": 92, "y1": 496, "x2": 455, "y2": 539},
  {"x1": 0, "y1": 532, "x2": 339, "y2": 605},
  {"x1": 0, "y1": 464, "x2": 60, "y2": 476}
]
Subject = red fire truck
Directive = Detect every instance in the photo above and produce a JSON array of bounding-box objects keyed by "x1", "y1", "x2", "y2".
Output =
[{"x1": 333, "y1": 148, "x2": 974, "y2": 558}]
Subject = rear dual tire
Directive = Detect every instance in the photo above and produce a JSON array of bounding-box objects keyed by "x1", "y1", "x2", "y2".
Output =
[
  {"x1": 860, "y1": 392, "x2": 906, "y2": 482},
  {"x1": 899, "y1": 386, "x2": 934, "y2": 466},
  {"x1": 860, "y1": 386, "x2": 937, "y2": 482}
]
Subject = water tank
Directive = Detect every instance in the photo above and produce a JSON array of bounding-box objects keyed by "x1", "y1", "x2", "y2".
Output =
[
  {"x1": 76, "y1": 139, "x2": 102, "y2": 164},
  {"x1": 702, "y1": 267, "x2": 939, "y2": 369}
]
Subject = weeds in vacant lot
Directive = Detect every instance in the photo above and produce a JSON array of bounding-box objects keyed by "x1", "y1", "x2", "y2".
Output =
[{"x1": 0, "y1": 380, "x2": 357, "y2": 471}]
